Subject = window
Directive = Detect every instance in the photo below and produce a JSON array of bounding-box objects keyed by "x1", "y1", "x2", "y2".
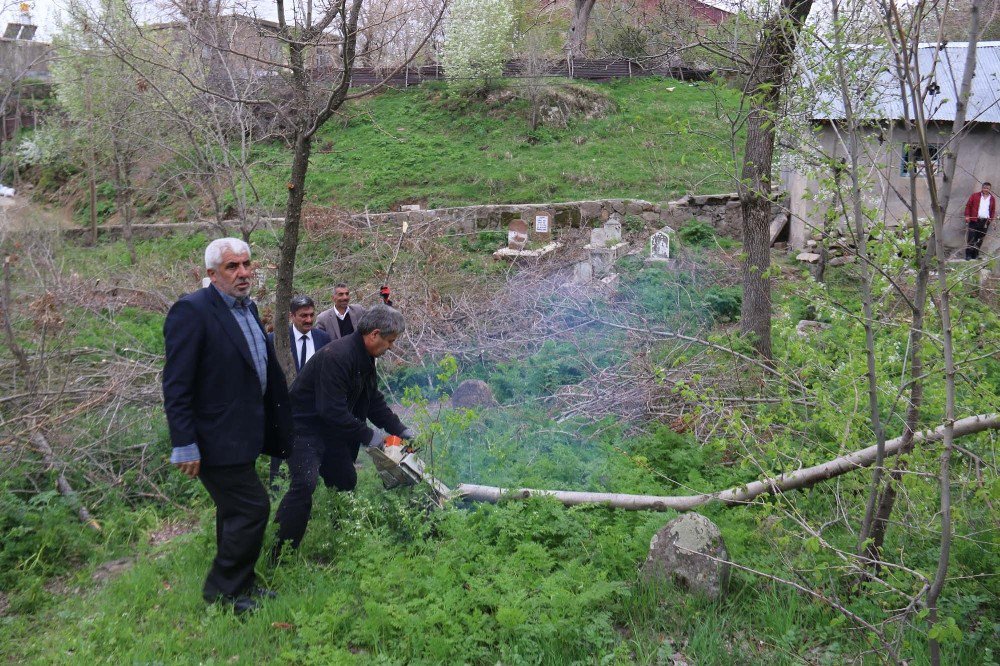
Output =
[{"x1": 900, "y1": 142, "x2": 942, "y2": 176}]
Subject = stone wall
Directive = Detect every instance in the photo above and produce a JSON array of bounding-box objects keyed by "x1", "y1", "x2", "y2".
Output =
[{"x1": 349, "y1": 194, "x2": 744, "y2": 238}]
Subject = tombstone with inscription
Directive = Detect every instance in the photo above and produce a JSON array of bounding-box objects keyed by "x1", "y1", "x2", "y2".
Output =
[
  {"x1": 649, "y1": 225, "x2": 674, "y2": 262},
  {"x1": 508, "y1": 219, "x2": 528, "y2": 250},
  {"x1": 531, "y1": 210, "x2": 553, "y2": 242}
]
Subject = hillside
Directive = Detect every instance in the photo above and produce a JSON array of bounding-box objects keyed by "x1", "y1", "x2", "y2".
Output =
[{"x1": 240, "y1": 78, "x2": 738, "y2": 215}]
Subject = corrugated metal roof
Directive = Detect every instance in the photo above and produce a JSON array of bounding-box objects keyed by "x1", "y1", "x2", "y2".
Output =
[{"x1": 808, "y1": 41, "x2": 1000, "y2": 123}]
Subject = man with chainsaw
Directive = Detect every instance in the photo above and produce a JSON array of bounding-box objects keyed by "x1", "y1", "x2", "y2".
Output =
[{"x1": 273, "y1": 304, "x2": 416, "y2": 553}]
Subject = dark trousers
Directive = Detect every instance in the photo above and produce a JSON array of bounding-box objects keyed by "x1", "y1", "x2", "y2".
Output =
[
  {"x1": 273, "y1": 434, "x2": 361, "y2": 549},
  {"x1": 198, "y1": 463, "x2": 270, "y2": 600},
  {"x1": 967, "y1": 218, "x2": 990, "y2": 259}
]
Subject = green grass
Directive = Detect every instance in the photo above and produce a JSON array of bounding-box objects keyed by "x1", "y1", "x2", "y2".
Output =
[{"x1": 249, "y1": 77, "x2": 740, "y2": 212}]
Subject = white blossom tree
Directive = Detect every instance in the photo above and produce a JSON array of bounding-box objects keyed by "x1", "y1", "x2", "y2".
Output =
[{"x1": 442, "y1": 0, "x2": 513, "y2": 86}]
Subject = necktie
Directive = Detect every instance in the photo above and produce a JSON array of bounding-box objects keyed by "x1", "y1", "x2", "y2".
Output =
[{"x1": 299, "y1": 334, "x2": 308, "y2": 370}]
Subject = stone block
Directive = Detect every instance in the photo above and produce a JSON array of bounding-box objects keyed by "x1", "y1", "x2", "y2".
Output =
[
  {"x1": 450, "y1": 379, "x2": 497, "y2": 409},
  {"x1": 579, "y1": 201, "x2": 603, "y2": 223},
  {"x1": 642, "y1": 513, "x2": 730, "y2": 602}
]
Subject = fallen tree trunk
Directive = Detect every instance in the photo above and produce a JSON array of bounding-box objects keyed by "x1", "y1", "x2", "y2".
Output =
[{"x1": 454, "y1": 414, "x2": 999, "y2": 511}]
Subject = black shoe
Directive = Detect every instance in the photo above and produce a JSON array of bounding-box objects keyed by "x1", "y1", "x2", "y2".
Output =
[
  {"x1": 231, "y1": 595, "x2": 260, "y2": 615},
  {"x1": 204, "y1": 593, "x2": 261, "y2": 615},
  {"x1": 249, "y1": 585, "x2": 277, "y2": 600}
]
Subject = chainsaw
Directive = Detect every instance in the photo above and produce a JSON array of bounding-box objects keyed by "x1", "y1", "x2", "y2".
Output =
[{"x1": 365, "y1": 435, "x2": 451, "y2": 500}]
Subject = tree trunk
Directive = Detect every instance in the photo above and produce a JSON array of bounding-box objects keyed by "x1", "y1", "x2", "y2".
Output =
[
  {"x1": 455, "y1": 414, "x2": 999, "y2": 510},
  {"x1": 568, "y1": 0, "x2": 597, "y2": 59},
  {"x1": 274, "y1": 131, "x2": 312, "y2": 384},
  {"x1": 737, "y1": 0, "x2": 813, "y2": 360},
  {"x1": 924, "y1": 7, "x2": 981, "y2": 660}
]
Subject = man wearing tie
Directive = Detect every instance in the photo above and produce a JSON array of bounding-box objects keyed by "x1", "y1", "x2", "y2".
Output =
[
  {"x1": 315, "y1": 283, "x2": 366, "y2": 340},
  {"x1": 268, "y1": 295, "x2": 330, "y2": 489}
]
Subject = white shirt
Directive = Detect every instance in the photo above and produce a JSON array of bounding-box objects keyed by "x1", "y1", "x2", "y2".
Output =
[
  {"x1": 335, "y1": 305, "x2": 351, "y2": 321},
  {"x1": 294, "y1": 328, "x2": 316, "y2": 368},
  {"x1": 979, "y1": 193, "x2": 993, "y2": 219}
]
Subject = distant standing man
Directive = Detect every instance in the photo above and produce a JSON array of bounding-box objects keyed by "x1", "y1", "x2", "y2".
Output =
[
  {"x1": 267, "y1": 295, "x2": 330, "y2": 489},
  {"x1": 964, "y1": 182, "x2": 996, "y2": 260},
  {"x1": 315, "y1": 283, "x2": 366, "y2": 340},
  {"x1": 162, "y1": 238, "x2": 292, "y2": 614},
  {"x1": 273, "y1": 305, "x2": 415, "y2": 553}
]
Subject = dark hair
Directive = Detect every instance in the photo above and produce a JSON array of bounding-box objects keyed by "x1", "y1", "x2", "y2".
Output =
[
  {"x1": 289, "y1": 295, "x2": 315, "y2": 313},
  {"x1": 984, "y1": 182, "x2": 993, "y2": 188}
]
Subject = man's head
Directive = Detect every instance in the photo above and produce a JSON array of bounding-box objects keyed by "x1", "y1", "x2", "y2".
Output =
[
  {"x1": 205, "y1": 238, "x2": 252, "y2": 299},
  {"x1": 983, "y1": 182, "x2": 992, "y2": 195},
  {"x1": 357, "y1": 304, "x2": 405, "y2": 358},
  {"x1": 289, "y1": 295, "x2": 315, "y2": 334},
  {"x1": 333, "y1": 282, "x2": 350, "y2": 313}
]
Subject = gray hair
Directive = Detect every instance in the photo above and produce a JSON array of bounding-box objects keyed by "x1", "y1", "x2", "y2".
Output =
[
  {"x1": 357, "y1": 304, "x2": 405, "y2": 336},
  {"x1": 205, "y1": 238, "x2": 251, "y2": 270},
  {"x1": 334, "y1": 282, "x2": 349, "y2": 291}
]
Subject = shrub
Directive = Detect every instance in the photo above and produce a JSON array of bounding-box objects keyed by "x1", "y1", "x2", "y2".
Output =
[
  {"x1": 678, "y1": 219, "x2": 716, "y2": 247},
  {"x1": 703, "y1": 286, "x2": 741, "y2": 321}
]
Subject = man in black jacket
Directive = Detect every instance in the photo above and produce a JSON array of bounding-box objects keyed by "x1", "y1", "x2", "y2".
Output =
[
  {"x1": 162, "y1": 237, "x2": 292, "y2": 613},
  {"x1": 273, "y1": 304, "x2": 415, "y2": 552}
]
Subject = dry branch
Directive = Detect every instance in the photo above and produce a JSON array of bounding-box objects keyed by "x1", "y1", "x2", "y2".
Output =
[
  {"x1": 455, "y1": 413, "x2": 1000, "y2": 511},
  {"x1": 29, "y1": 431, "x2": 102, "y2": 531}
]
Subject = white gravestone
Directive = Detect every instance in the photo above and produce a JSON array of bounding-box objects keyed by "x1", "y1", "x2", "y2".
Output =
[{"x1": 650, "y1": 226, "x2": 674, "y2": 260}]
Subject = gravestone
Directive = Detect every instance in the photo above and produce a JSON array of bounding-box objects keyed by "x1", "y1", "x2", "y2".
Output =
[
  {"x1": 649, "y1": 226, "x2": 674, "y2": 261},
  {"x1": 508, "y1": 219, "x2": 528, "y2": 250},
  {"x1": 604, "y1": 216, "x2": 622, "y2": 243},
  {"x1": 532, "y1": 210, "x2": 553, "y2": 242}
]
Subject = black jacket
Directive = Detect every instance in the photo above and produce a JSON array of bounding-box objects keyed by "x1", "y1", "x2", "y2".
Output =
[
  {"x1": 290, "y1": 331, "x2": 405, "y2": 445},
  {"x1": 162, "y1": 286, "x2": 293, "y2": 466}
]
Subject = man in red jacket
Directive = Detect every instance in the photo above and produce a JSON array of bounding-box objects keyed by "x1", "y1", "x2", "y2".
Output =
[{"x1": 964, "y1": 182, "x2": 996, "y2": 260}]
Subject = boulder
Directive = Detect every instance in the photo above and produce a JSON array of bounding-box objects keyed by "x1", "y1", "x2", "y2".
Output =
[
  {"x1": 796, "y1": 252, "x2": 821, "y2": 263},
  {"x1": 796, "y1": 320, "x2": 831, "y2": 337},
  {"x1": 450, "y1": 379, "x2": 498, "y2": 409},
  {"x1": 641, "y1": 513, "x2": 730, "y2": 601}
]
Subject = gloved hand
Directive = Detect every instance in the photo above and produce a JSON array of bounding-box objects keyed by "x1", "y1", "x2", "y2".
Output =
[{"x1": 367, "y1": 428, "x2": 387, "y2": 449}]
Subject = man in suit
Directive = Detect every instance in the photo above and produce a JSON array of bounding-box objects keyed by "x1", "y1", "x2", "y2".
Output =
[
  {"x1": 273, "y1": 305, "x2": 415, "y2": 555},
  {"x1": 267, "y1": 295, "x2": 331, "y2": 490},
  {"x1": 315, "y1": 283, "x2": 366, "y2": 340},
  {"x1": 162, "y1": 237, "x2": 292, "y2": 614},
  {"x1": 964, "y1": 182, "x2": 996, "y2": 260}
]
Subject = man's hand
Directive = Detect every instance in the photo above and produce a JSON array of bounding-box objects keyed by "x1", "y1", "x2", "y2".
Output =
[{"x1": 175, "y1": 460, "x2": 201, "y2": 478}]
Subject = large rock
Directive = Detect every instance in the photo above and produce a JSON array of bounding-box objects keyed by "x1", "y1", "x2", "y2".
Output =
[
  {"x1": 450, "y1": 379, "x2": 497, "y2": 409},
  {"x1": 641, "y1": 513, "x2": 730, "y2": 601}
]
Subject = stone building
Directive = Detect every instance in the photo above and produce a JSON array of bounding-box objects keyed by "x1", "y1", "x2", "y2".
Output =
[
  {"x1": 147, "y1": 13, "x2": 340, "y2": 80},
  {"x1": 787, "y1": 41, "x2": 1000, "y2": 254}
]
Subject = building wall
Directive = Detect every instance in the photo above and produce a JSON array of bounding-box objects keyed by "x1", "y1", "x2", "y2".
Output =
[{"x1": 788, "y1": 122, "x2": 1000, "y2": 253}]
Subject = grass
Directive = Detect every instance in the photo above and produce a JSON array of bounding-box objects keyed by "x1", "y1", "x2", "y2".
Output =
[{"x1": 248, "y1": 77, "x2": 740, "y2": 213}]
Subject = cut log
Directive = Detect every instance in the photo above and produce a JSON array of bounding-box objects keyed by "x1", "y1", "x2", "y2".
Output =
[{"x1": 454, "y1": 414, "x2": 999, "y2": 511}]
